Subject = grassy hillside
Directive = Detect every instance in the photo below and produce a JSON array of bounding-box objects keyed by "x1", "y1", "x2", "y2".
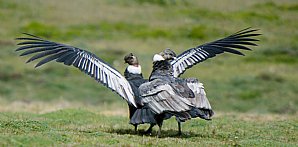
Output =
[{"x1": 0, "y1": 0, "x2": 297, "y2": 146}]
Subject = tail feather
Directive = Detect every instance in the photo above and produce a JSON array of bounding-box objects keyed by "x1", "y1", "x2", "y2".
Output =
[
  {"x1": 130, "y1": 108, "x2": 156, "y2": 125},
  {"x1": 174, "y1": 107, "x2": 214, "y2": 122}
]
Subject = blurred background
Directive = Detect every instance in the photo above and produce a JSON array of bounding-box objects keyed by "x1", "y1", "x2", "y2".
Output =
[{"x1": 0, "y1": 0, "x2": 297, "y2": 115}]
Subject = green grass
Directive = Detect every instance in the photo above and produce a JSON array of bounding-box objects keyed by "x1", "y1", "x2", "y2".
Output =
[
  {"x1": 0, "y1": 109, "x2": 297, "y2": 146},
  {"x1": 0, "y1": 0, "x2": 297, "y2": 146}
]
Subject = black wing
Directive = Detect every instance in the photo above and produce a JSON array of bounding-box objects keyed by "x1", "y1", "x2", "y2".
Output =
[
  {"x1": 171, "y1": 28, "x2": 260, "y2": 77},
  {"x1": 16, "y1": 33, "x2": 137, "y2": 107}
]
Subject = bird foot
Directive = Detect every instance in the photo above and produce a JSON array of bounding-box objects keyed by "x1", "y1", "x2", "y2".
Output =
[
  {"x1": 144, "y1": 129, "x2": 152, "y2": 135},
  {"x1": 177, "y1": 132, "x2": 182, "y2": 136}
]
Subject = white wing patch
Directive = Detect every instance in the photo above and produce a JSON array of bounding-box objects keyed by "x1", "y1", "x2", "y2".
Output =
[
  {"x1": 73, "y1": 51, "x2": 137, "y2": 107},
  {"x1": 171, "y1": 48, "x2": 209, "y2": 77}
]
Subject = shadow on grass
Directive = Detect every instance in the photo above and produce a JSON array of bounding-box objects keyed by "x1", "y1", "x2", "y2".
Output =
[{"x1": 105, "y1": 128, "x2": 210, "y2": 138}]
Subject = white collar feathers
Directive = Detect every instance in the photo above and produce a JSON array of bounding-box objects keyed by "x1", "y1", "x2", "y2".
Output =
[
  {"x1": 153, "y1": 54, "x2": 165, "y2": 62},
  {"x1": 127, "y1": 65, "x2": 142, "y2": 74}
]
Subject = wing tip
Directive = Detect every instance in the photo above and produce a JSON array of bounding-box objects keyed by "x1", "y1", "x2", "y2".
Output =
[
  {"x1": 22, "y1": 32, "x2": 40, "y2": 38},
  {"x1": 233, "y1": 27, "x2": 262, "y2": 37},
  {"x1": 34, "y1": 63, "x2": 42, "y2": 68},
  {"x1": 26, "y1": 59, "x2": 32, "y2": 63}
]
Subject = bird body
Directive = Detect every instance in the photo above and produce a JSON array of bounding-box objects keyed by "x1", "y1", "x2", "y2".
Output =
[
  {"x1": 139, "y1": 57, "x2": 214, "y2": 136},
  {"x1": 137, "y1": 28, "x2": 260, "y2": 135},
  {"x1": 123, "y1": 65, "x2": 157, "y2": 130}
]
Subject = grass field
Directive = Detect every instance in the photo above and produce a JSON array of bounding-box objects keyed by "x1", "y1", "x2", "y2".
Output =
[
  {"x1": 0, "y1": 0, "x2": 297, "y2": 146},
  {"x1": 0, "y1": 109, "x2": 297, "y2": 146}
]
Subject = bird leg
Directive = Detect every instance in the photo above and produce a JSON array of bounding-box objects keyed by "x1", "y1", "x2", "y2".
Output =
[
  {"x1": 134, "y1": 124, "x2": 138, "y2": 133},
  {"x1": 177, "y1": 121, "x2": 182, "y2": 136},
  {"x1": 157, "y1": 121, "x2": 163, "y2": 138},
  {"x1": 175, "y1": 117, "x2": 183, "y2": 136},
  {"x1": 145, "y1": 124, "x2": 155, "y2": 135}
]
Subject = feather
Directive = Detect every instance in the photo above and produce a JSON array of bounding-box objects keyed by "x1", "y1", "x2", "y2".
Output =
[
  {"x1": 35, "y1": 51, "x2": 68, "y2": 68},
  {"x1": 26, "y1": 49, "x2": 63, "y2": 63}
]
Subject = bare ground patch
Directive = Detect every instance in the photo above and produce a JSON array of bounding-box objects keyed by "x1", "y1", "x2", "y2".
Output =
[{"x1": 0, "y1": 99, "x2": 128, "y2": 116}]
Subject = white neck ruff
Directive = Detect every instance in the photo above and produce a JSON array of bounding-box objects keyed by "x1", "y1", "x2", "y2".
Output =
[
  {"x1": 153, "y1": 54, "x2": 165, "y2": 62},
  {"x1": 127, "y1": 65, "x2": 142, "y2": 74}
]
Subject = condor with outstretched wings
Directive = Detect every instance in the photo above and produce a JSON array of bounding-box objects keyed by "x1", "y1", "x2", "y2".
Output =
[{"x1": 138, "y1": 28, "x2": 260, "y2": 136}]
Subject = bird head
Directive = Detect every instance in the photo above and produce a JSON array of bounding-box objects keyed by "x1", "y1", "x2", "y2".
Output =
[
  {"x1": 124, "y1": 53, "x2": 139, "y2": 66},
  {"x1": 159, "y1": 48, "x2": 176, "y2": 60}
]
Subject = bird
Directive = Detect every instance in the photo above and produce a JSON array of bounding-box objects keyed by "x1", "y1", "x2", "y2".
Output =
[
  {"x1": 15, "y1": 34, "x2": 155, "y2": 132},
  {"x1": 138, "y1": 28, "x2": 260, "y2": 136},
  {"x1": 123, "y1": 53, "x2": 156, "y2": 131}
]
